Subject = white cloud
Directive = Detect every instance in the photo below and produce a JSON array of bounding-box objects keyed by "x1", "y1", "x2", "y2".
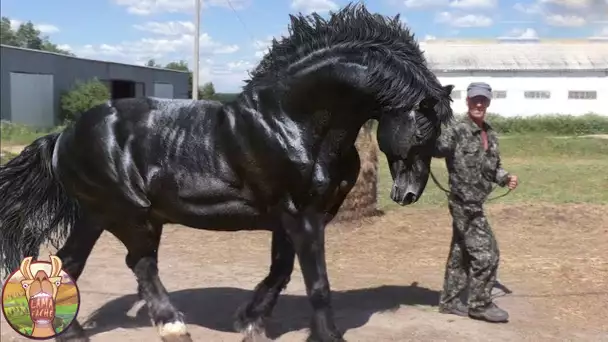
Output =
[
  {"x1": 498, "y1": 28, "x2": 540, "y2": 40},
  {"x1": 57, "y1": 44, "x2": 72, "y2": 51},
  {"x1": 113, "y1": 0, "x2": 251, "y2": 15},
  {"x1": 514, "y1": 0, "x2": 607, "y2": 24},
  {"x1": 253, "y1": 37, "x2": 273, "y2": 58},
  {"x1": 71, "y1": 33, "x2": 238, "y2": 62},
  {"x1": 133, "y1": 21, "x2": 195, "y2": 35},
  {"x1": 251, "y1": 29, "x2": 291, "y2": 58},
  {"x1": 404, "y1": 0, "x2": 496, "y2": 8},
  {"x1": 66, "y1": 20, "x2": 244, "y2": 92},
  {"x1": 435, "y1": 12, "x2": 493, "y2": 27},
  {"x1": 290, "y1": 0, "x2": 339, "y2": 14},
  {"x1": 9, "y1": 19, "x2": 60, "y2": 34},
  {"x1": 198, "y1": 59, "x2": 255, "y2": 92},
  {"x1": 513, "y1": 2, "x2": 543, "y2": 13},
  {"x1": 449, "y1": 0, "x2": 497, "y2": 8},
  {"x1": 404, "y1": 0, "x2": 448, "y2": 7},
  {"x1": 588, "y1": 26, "x2": 608, "y2": 39},
  {"x1": 35, "y1": 24, "x2": 59, "y2": 34},
  {"x1": 545, "y1": 14, "x2": 587, "y2": 26},
  {"x1": 538, "y1": 0, "x2": 592, "y2": 9}
]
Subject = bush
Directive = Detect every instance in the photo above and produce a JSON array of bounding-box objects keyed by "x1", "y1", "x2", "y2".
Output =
[
  {"x1": 60, "y1": 78, "x2": 110, "y2": 123},
  {"x1": 447, "y1": 113, "x2": 608, "y2": 135},
  {"x1": 485, "y1": 113, "x2": 608, "y2": 135}
]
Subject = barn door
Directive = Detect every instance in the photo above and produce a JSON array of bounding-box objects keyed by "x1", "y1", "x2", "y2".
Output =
[
  {"x1": 153, "y1": 83, "x2": 174, "y2": 98},
  {"x1": 10, "y1": 72, "x2": 55, "y2": 128}
]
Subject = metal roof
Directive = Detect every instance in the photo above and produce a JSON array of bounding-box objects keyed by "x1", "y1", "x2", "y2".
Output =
[
  {"x1": 420, "y1": 41, "x2": 608, "y2": 71},
  {"x1": 0, "y1": 44, "x2": 189, "y2": 74}
]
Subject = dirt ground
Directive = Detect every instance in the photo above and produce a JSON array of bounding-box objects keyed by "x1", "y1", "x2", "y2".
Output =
[{"x1": 1, "y1": 203, "x2": 607, "y2": 342}]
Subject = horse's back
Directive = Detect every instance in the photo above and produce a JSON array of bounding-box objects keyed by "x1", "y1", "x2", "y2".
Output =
[{"x1": 54, "y1": 97, "x2": 223, "y2": 216}]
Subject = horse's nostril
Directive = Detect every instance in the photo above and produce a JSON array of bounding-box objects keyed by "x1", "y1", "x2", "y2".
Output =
[{"x1": 405, "y1": 192, "x2": 417, "y2": 203}]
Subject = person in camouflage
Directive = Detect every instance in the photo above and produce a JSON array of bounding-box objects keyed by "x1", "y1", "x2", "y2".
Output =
[{"x1": 433, "y1": 82, "x2": 518, "y2": 323}]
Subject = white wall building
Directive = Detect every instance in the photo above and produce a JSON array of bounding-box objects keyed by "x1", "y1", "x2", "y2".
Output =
[{"x1": 421, "y1": 40, "x2": 608, "y2": 117}]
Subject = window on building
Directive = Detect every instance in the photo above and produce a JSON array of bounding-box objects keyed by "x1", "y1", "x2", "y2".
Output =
[
  {"x1": 524, "y1": 91, "x2": 551, "y2": 99},
  {"x1": 451, "y1": 90, "x2": 462, "y2": 99},
  {"x1": 568, "y1": 91, "x2": 597, "y2": 100},
  {"x1": 492, "y1": 90, "x2": 507, "y2": 99}
]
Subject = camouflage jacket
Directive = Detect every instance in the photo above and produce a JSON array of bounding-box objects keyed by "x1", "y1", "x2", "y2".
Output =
[{"x1": 433, "y1": 116, "x2": 510, "y2": 204}]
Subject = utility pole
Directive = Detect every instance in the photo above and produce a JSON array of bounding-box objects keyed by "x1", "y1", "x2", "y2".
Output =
[{"x1": 192, "y1": 0, "x2": 200, "y2": 100}]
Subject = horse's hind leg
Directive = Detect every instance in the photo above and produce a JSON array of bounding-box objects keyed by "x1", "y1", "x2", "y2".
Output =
[
  {"x1": 54, "y1": 212, "x2": 104, "y2": 342},
  {"x1": 235, "y1": 228, "x2": 295, "y2": 341},
  {"x1": 107, "y1": 219, "x2": 191, "y2": 342}
]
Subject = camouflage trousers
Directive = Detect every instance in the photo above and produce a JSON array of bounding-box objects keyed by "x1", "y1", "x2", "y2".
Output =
[{"x1": 439, "y1": 197, "x2": 500, "y2": 310}]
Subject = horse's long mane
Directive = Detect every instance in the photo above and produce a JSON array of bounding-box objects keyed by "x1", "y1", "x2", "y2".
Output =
[{"x1": 243, "y1": 2, "x2": 453, "y2": 125}]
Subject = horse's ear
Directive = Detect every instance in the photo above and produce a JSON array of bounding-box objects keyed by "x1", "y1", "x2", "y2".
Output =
[
  {"x1": 443, "y1": 84, "x2": 455, "y2": 95},
  {"x1": 419, "y1": 96, "x2": 438, "y2": 109}
]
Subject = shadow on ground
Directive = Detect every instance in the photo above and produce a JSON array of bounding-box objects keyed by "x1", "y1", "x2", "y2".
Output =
[{"x1": 83, "y1": 282, "x2": 438, "y2": 339}]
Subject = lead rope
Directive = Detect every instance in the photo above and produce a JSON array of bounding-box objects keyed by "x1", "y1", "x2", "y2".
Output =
[{"x1": 429, "y1": 170, "x2": 512, "y2": 202}]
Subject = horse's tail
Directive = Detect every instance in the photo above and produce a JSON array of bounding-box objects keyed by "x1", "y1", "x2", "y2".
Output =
[{"x1": 0, "y1": 132, "x2": 78, "y2": 282}]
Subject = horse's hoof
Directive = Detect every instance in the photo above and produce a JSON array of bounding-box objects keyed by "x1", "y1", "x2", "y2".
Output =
[
  {"x1": 160, "y1": 333, "x2": 193, "y2": 342},
  {"x1": 159, "y1": 321, "x2": 192, "y2": 342},
  {"x1": 242, "y1": 331, "x2": 272, "y2": 342},
  {"x1": 55, "y1": 335, "x2": 90, "y2": 342},
  {"x1": 238, "y1": 320, "x2": 269, "y2": 341},
  {"x1": 233, "y1": 305, "x2": 267, "y2": 334},
  {"x1": 306, "y1": 335, "x2": 346, "y2": 342},
  {"x1": 233, "y1": 303, "x2": 250, "y2": 332}
]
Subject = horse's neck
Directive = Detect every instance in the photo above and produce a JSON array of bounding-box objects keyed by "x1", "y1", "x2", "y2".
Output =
[
  {"x1": 239, "y1": 87, "x2": 365, "y2": 144},
  {"x1": 229, "y1": 85, "x2": 371, "y2": 175}
]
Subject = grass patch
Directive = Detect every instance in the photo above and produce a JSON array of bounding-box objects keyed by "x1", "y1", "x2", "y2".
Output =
[
  {"x1": 0, "y1": 151, "x2": 17, "y2": 165},
  {"x1": 1, "y1": 121, "x2": 64, "y2": 146},
  {"x1": 378, "y1": 134, "x2": 608, "y2": 210}
]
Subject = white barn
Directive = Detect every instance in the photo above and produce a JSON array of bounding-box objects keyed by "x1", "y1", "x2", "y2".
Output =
[{"x1": 421, "y1": 40, "x2": 608, "y2": 117}]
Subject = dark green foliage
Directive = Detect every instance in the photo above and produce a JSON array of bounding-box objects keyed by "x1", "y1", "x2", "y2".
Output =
[
  {"x1": 484, "y1": 113, "x2": 608, "y2": 135},
  {"x1": 215, "y1": 93, "x2": 239, "y2": 103},
  {"x1": 60, "y1": 78, "x2": 110, "y2": 123}
]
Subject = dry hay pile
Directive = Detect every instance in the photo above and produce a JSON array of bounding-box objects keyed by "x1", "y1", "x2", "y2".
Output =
[{"x1": 334, "y1": 120, "x2": 381, "y2": 222}]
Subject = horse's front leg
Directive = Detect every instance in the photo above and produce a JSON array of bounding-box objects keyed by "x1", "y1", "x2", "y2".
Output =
[
  {"x1": 234, "y1": 228, "x2": 295, "y2": 341},
  {"x1": 283, "y1": 208, "x2": 344, "y2": 342},
  {"x1": 323, "y1": 146, "x2": 360, "y2": 224}
]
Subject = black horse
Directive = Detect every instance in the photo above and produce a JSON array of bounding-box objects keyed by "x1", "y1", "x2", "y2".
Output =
[{"x1": 0, "y1": 4, "x2": 453, "y2": 342}]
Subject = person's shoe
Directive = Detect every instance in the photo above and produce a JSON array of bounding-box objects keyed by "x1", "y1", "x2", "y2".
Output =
[
  {"x1": 438, "y1": 301, "x2": 469, "y2": 317},
  {"x1": 468, "y1": 302, "x2": 509, "y2": 323}
]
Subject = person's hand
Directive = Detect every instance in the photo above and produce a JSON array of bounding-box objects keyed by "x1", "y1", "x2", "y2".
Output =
[{"x1": 507, "y1": 175, "x2": 518, "y2": 190}]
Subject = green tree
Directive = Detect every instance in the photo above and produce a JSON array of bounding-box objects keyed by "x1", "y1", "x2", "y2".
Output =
[
  {"x1": 145, "y1": 59, "x2": 161, "y2": 67},
  {"x1": 164, "y1": 60, "x2": 189, "y2": 71},
  {"x1": 1, "y1": 17, "x2": 18, "y2": 45},
  {"x1": 0, "y1": 16, "x2": 73, "y2": 56},
  {"x1": 60, "y1": 78, "x2": 110, "y2": 123},
  {"x1": 163, "y1": 60, "x2": 222, "y2": 100},
  {"x1": 41, "y1": 40, "x2": 73, "y2": 55},
  {"x1": 200, "y1": 82, "x2": 218, "y2": 100},
  {"x1": 14, "y1": 21, "x2": 43, "y2": 49}
]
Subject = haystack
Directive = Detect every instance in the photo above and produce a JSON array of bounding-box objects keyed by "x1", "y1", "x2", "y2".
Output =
[{"x1": 333, "y1": 120, "x2": 381, "y2": 222}]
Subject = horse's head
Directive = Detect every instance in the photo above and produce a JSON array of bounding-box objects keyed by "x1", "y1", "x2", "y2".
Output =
[
  {"x1": 377, "y1": 84, "x2": 454, "y2": 205},
  {"x1": 243, "y1": 4, "x2": 455, "y2": 206}
]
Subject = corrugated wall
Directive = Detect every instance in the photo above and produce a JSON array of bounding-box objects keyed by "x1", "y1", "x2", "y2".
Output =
[{"x1": 0, "y1": 45, "x2": 190, "y2": 127}]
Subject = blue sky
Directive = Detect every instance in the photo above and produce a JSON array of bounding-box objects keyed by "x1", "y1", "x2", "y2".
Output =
[{"x1": 2, "y1": 0, "x2": 607, "y2": 92}]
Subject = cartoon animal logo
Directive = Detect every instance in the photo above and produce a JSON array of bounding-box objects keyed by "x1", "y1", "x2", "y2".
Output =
[{"x1": 1, "y1": 255, "x2": 80, "y2": 339}]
